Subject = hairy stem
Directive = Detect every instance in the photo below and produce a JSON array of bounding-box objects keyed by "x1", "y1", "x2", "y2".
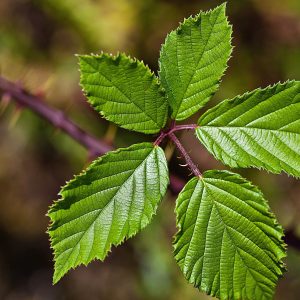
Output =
[{"x1": 169, "y1": 132, "x2": 202, "y2": 177}]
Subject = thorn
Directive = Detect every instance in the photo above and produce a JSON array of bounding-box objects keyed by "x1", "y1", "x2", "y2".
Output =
[{"x1": 179, "y1": 163, "x2": 188, "y2": 167}]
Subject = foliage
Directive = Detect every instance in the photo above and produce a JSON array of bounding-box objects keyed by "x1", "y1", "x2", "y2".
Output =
[
  {"x1": 48, "y1": 143, "x2": 168, "y2": 283},
  {"x1": 174, "y1": 171, "x2": 285, "y2": 300},
  {"x1": 48, "y1": 3, "x2": 300, "y2": 299},
  {"x1": 79, "y1": 54, "x2": 168, "y2": 134},
  {"x1": 159, "y1": 4, "x2": 232, "y2": 120},
  {"x1": 197, "y1": 81, "x2": 300, "y2": 177}
]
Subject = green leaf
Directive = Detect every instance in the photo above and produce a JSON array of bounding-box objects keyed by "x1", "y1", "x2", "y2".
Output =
[
  {"x1": 197, "y1": 81, "x2": 300, "y2": 177},
  {"x1": 79, "y1": 53, "x2": 168, "y2": 134},
  {"x1": 48, "y1": 143, "x2": 169, "y2": 283},
  {"x1": 174, "y1": 170, "x2": 286, "y2": 300},
  {"x1": 159, "y1": 3, "x2": 232, "y2": 121}
]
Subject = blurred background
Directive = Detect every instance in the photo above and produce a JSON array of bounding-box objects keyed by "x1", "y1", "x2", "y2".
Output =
[{"x1": 0, "y1": 0, "x2": 300, "y2": 299}]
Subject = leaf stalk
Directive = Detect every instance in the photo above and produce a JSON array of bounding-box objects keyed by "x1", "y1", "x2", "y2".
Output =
[{"x1": 169, "y1": 132, "x2": 202, "y2": 177}]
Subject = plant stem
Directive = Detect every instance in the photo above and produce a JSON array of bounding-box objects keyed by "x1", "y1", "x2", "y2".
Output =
[
  {"x1": 172, "y1": 124, "x2": 198, "y2": 132},
  {"x1": 154, "y1": 124, "x2": 198, "y2": 146},
  {"x1": 0, "y1": 76, "x2": 112, "y2": 157},
  {"x1": 169, "y1": 132, "x2": 202, "y2": 177},
  {"x1": 153, "y1": 131, "x2": 168, "y2": 146}
]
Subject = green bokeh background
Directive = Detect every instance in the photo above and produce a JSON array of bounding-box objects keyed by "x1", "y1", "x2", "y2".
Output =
[{"x1": 0, "y1": 0, "x2": 300, "y2": 299}]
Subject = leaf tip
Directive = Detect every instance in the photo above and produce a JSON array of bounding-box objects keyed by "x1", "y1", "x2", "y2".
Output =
[
  {"x1": 215, "y1": 2, "x2": 228, "y2": 14},
  {"x1": 52, "y1": 267, "x2": 65, "y2": 285}
]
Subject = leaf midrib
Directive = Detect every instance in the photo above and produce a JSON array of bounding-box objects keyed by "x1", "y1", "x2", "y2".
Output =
[
  {"x1": 199, "y1": 82, "x2": 298, "y2": 126},
  {"x1": 198, "y1": 127, "x2": 300, "y2": 176},
  {"x1": 174, "y1": 8, "x2": 223, "y2": 117},
  {"x1": 204, "y1": 182, "x2": 277, "y2": 266},
  {"x1": 82, "y1": 58, "x2": 162, "y2": 126},
  {"x1": 204, "y1": 186, "x2": 276, "y2": 298},
  {"x1": 177, "y1": 180, "x2": 276, "y2": 298},
  {"x1": 53, "y1": 148, "x2": 158, "y2": 282},
  {"x1": 56, "y1": 149, "x2": 154, "y2": 232}
]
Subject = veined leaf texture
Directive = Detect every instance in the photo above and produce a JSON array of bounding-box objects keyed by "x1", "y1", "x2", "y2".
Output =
[
  {"x1": 174, "y1": 171, "x2": 286, "y2": 300},
  {"x1": 48, "y1": 4, "x2": 297, "y2": 299},
  {"x1": 197, "y1": 81, "x2": 300, "y2": 177},
  {"x1": 79, "y1": 54, "x2": 168, "y2": 134},
  {"x1": 48, "y1": 143, "x2": 169, "y2": 283},
  {"x1": 159, "y1": 4, "x2": 232, "y2": 120}
]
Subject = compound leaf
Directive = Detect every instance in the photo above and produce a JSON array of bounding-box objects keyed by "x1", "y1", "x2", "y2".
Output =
[
  {"x1": 48, "y1": 143, "x2": 169, "y2": 283},
  {"x1": 79, "y1": 53, "x2": 168, "y2": 134},
  {"x1": 174, "y1": 170, "x2": 286, "y2": 300},
  {"x1": 197, "y1": 81, "x2": 300, "y2": 177},
  {"x1": 159, "y1": 3, "x2": 232, "y2": 121}
]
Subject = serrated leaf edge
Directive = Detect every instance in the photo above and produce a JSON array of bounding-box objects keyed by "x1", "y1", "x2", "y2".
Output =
[
  {"x1": 77, "y1": 52, "x2": 168, "y2": 134},
  {"x1": 158, "y1": 2, "x2": 233, "y2": 121},
  {"x1": 48, "y1": 143, "x2": 169, "y2": 283},
  {"x1": 173, "y1": 170, "x2": 287, "y2": 299}
]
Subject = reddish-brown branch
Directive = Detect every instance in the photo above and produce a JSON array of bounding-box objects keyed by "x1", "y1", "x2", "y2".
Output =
[
  {"x1": 154, "y1": 123, "x2": 198, "y2": 146},
  {"x1": 169, "y1": 132, "x2": 202, "y2": 177},
  {"x1": 0, "y1": 76, "x2": 112, "y2": 157},
  {"x1": 1, "y1": 75, "x2": 300, "y2": 250}
]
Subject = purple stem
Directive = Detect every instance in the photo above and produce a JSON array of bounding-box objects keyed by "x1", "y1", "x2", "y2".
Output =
[
  {"x1": 0, "y1": 76, "x2": 188, "y2": 193},
  {"x1": 172, "y1": 124, "x2": 198, "y2": 131},
  {"x1": 169, "y1": 132, "x2": 202, "y2": 177},
  {"x1": 154, "y1": 124, "x2": 198, "y2": 146},
  {"x1": 0, "y1": 76, "x2": 112, "y2": 157}
]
